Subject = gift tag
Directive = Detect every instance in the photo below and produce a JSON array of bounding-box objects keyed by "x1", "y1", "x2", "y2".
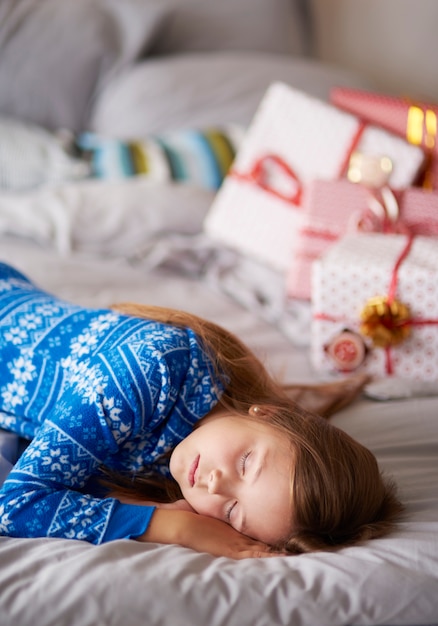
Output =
[{"x1": 347, "y1": 151, "x2": 393, "y2": 187}]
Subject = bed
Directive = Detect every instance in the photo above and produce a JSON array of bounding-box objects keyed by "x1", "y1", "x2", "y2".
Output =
[{"x1": 0, "y1": 2, "x2": 437, "y2": 626}]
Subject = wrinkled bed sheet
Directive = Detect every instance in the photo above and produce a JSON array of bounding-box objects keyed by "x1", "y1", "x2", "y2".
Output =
[{"x1": 0, "y1": 233, "x2": 437, "y2": 626}]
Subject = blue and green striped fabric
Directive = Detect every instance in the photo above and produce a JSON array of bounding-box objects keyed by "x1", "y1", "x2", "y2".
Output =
[{"x1": 76, "y1": 126, "x2": 245, "y2": 190}]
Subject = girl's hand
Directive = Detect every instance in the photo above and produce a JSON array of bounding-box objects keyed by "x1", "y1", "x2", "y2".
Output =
[{"x1": 135, "y1": 509, "x2": 281, "y2": 559}]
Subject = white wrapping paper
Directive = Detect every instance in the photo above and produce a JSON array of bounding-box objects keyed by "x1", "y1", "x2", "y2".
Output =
[
  {"x1": 311, "y1": 233, "x2": 438, "y2": 380},
  {"x1": 204, "y1": 82, "x2": 425, "y2": 272}
]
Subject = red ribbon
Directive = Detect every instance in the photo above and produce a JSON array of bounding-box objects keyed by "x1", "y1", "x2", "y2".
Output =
[
  {"x1": 230, "y1": 120, "x2": 367, "y2": 208},
  {"x1": 230, "y1": 154, "x2": 303, "y2": 205},
  {"x1": 387, "y1": 236, "x2": 413, "y2": 305},
  {"x1": 314, "y1": 235, "x2": 438, "y2": 374},
  {"x1": 337, "y1": 120, "x2": 367, "y2": 177},
  {"x1": 300, "y1": 227, "x2": 339, "y2": 242}
]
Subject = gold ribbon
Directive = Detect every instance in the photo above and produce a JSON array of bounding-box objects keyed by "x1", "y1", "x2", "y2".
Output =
[{"x1": 360, "y1": 296, "x2": 412, "y2": 348}]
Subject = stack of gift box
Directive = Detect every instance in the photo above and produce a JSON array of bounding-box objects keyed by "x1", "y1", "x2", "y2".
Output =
[{"x1": 205, "y1": 82, "x2": 438, "y2": 381}]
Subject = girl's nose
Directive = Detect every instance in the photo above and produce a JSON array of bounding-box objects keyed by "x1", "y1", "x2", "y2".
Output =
[{"x1": 208, "y1": 468, "x2": 226, "y2": 495}]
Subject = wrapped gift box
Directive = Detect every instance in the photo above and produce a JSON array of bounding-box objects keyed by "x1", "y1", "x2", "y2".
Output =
[
  {"x1": 401, "y1": 186, "x2": 438, "y2": 234},
  {"x1": 204, "y1": 82, "x2": 425, "y2": 273},
  {"x1": 311, "y1": 233, "x2": 438, "y2": 381},
  {"x1": 288, "y1": 181, "x2": 438, "y2": 300},
  {"x1": 287, "y1": 180, "x2": 369, "y2": 299},
  {"x1": 330, "y1": 86, "x2": 438, "y2": 188}
]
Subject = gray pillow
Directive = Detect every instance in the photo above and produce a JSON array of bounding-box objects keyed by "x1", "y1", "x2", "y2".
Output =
[
  {"x1": 151, "y1": 0, "x2": 308, "y2": 56},
  {"x1": 0, "y1": 0, "x2": 166, "y2": 132},
  {"x1": 90, "y1": 52, "x2": 374, "y2": 137}
]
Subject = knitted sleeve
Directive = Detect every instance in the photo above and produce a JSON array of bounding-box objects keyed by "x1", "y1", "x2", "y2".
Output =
[{"x1": 0, "y1": 326, "x2": 221, "y2": 544}]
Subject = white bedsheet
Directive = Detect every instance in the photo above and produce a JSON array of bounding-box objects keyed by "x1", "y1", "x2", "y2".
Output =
[{"x1": 0, "y1": 235, "x2": 437, "y2": 626}]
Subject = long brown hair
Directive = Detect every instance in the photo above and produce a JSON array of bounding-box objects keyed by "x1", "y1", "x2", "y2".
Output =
[{"x1": 107, "y1": 302, "x2": 404, "y2": 553}]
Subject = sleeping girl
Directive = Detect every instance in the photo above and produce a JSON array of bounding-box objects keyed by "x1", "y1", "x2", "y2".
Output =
[{"x1": 0, "y1": 262, "x2": 403, "y2": 558}]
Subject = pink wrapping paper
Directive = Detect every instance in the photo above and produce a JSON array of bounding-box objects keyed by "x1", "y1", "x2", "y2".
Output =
[
  {"x1": 287, "y1": 180, "x2": 438, "y2": 300},
  {"x1": 330, "y1": 86, "x2": 438, "y2": 188},
  {"x1": 287, "y1": 180, "x2": 369, "y2": 299}
]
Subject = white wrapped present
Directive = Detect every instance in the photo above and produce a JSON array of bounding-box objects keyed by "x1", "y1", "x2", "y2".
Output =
[
  {"x1": 204, "y1": 82, "x2": 425, "y2": 273},
  {"x1": 311, "y1": 233, "x2": 438, "y2": 381}
]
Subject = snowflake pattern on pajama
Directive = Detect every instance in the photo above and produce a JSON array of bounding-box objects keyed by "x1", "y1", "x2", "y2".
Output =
[{"x1": 0, "y1": 263, "x2": 222, "y2": 543}]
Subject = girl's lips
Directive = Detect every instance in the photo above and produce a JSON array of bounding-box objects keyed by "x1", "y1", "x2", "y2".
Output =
[{"x1": 188, "y1": 454, "x2": 200, "y2": 487}]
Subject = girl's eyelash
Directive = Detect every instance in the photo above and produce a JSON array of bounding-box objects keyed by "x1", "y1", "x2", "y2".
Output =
[
  {"x1": 240, "y1": 451, "x2": 250, "y2": 474},
  {"x1": 226, "y1": 452, "x2": 250, "y2": 521},
  {"x1": 226, "y1": 501, "x2": 236, "y2": 522}
]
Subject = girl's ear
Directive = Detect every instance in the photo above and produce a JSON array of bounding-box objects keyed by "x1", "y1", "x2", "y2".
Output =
[{"x1": 248, "y1": 405, "x2": 266, "y2": 418}]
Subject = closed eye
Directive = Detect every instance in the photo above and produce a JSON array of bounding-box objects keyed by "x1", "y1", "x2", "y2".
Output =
[
  {"x1": 240, "y1": 451, "x2": 251, "y2": 475},
  {"x1": 226, "y1": 500, "x2": 237, "y2": 522},
  {"x1": 225, "y1": 452, "x2": 251, "y2": 524}
]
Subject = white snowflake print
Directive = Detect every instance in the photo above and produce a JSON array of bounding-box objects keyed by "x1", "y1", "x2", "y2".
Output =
[
  {"x1": 40, "y1": 447, "x2": 70, "y2": 472},
  {"x1": 68, "y1": 313, "x2": 119, "y2": 359},
  {"x1": 70, "y1": 331, "x2": 99, "y2": 357},
  {"x1": 4, "y1": 326, "x2": 28, "y2": 345},
  {"x1": 90, "y1": 313, "x2": 120, "y2": 334},
  {"x1": 1, "y1": 380, "x2": 27, "y2": 407},
  {"x1": 0, "y1": 280, "x2": 13, "y2": 293},
  {"x1": 0, "y1": 277, "x2": 27, "y2": 293},
  {"x1": 60, "y1": 357, "x2": 107, "y2": 405},
  {"x1": 0, "y1": 504, "x2": 13, "y2": 534},
  {"x1": 27, "y1": 443, "x2": 44, "y2": 461},
  {"x1": 35, "y1": 303, "x2": 61, "y2": 316},
  {"x1": 19, "y1": 313, "x2": 42, "y2": 330},
  {"x1": 102, "y1": 396, "x2": 129, "y2": 443},
  {"x1": 10, "y1": 355, "x2": 36, "y2": 383},
  {"x1": 0, "y1": 411, "x2": 18, "y2": 430}
]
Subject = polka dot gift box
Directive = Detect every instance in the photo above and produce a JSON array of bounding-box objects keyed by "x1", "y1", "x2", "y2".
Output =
[{"x1": 311, "y1": 233, "x2": 438, "y2": 381}]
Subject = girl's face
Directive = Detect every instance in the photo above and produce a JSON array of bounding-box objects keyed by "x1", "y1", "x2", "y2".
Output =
[{"x1": 169, "y1": 413, "x2": 294, "y2": 546}]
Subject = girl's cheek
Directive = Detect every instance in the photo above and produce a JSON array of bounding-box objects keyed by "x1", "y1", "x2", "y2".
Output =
[
  {"x1": 168, "y1": 447, "x2": 183, "y2": 481},
  {"x1": 190, "y1": 496, "x2": 225, "y2": 522},
  {"x1": 184, "y1": 492, "x2": 209, "y2": 516}
]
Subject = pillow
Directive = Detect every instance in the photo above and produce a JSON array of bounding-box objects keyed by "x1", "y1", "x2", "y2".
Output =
[
  {"x1": 151, "y1": 0, "x2": 308, "y2": 56},
  {"x1": 0, "y1": 117, "x2": 89, "y2": 190},
  {"x1": 90, "y1": 52, "x2": 375, "y2": 136},
  {"x1": 75, "y1": 126, "x2": 244, "y2": 190},
  {"x1": 0, "y1": 0, "x2": 167, "y2": 131},
  {"x1": 0, "y1": 0, "x2": 306, "y2": 133}
]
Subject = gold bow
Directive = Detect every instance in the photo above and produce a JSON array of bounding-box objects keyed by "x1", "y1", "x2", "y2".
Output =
[{"x1": 360, "y1": 296, "x2": 412, "y2": 348}]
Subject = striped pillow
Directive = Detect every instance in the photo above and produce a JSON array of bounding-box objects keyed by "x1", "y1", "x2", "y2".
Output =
[{"x1": 76, "y1": 126, "x2": 244, "y2": 190}]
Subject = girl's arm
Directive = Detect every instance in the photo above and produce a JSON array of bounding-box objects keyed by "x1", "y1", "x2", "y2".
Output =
[
  {"x1": 0, "y1": 330, "x2": 221, "y2": 545},
  {"x1": 0, "y1": 342, "x2": 187, "y2": 543},
  {"x1": 0, "y1": 413, "x2": 157, "y2": 544},
  {"x1": 109, "y1": 494, "x2": 277, "y2": 559},
  {"x1": 136, "y1": 509, "x2": 277, "y2": 559}
]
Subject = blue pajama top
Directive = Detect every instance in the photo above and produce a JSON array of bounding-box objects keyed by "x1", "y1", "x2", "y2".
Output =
[{"x1": 0, "y1": 262, "x2": 223, "y2": 544}]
